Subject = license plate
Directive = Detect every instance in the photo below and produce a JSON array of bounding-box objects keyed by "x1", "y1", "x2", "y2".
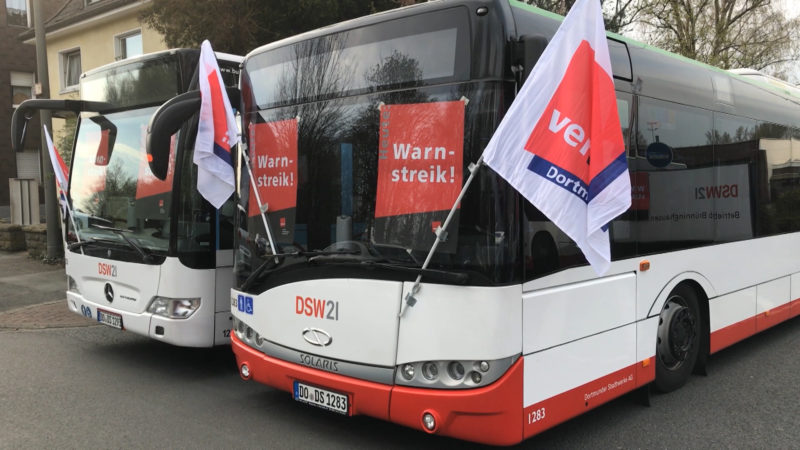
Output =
[
  {"x1": 97, "y1": 308, "x2": 123, "y2": 330},
  {"x1": 293, "y1": 381, "x2": 349, "y2": 415}
]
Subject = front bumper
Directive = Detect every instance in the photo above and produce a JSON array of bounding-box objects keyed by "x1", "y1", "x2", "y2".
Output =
[
  {"x1": 232, "y1": 334, "x2": 524, "y2": 445},
  {"x1": 66, "y1": 291, "x2": 214, "y2": 347}
]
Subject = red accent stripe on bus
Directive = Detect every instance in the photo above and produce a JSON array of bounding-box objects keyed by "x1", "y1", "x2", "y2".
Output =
[
  {"x1": 756, "y1": 301, "x2": 794, "y2": 333},
  {"x1": 635, "y1": 356, "x2": 656, "y2": 388},
  {"x1": 710, "y1": 300, "x2": 798, "y2": 354},
  {"x1": 710, "y1": 316, "x2": 756, "y2": 354},
  {"x1": 522, "y1": 361, "x2": 646, "y2": 439}
]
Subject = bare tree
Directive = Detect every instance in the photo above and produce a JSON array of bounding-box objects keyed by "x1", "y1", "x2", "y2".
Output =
[
  {"x1": 523, "y1": 0, "x2": 647, "y2": 33},
  {"x1": 141, "y1": 0, "x2": 420, "y2": 55},
  {"x1": 638, "y1": 0, "x2": 800, "y2": 77}
]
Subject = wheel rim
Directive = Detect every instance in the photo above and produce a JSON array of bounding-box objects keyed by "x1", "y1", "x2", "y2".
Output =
[{"x1": 657, "y1": 296, "x2": 697, "y2": 370}]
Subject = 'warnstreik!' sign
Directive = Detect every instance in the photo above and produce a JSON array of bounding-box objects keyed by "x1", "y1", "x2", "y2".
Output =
[
  {"x1": 248, "y1": 118, "x2": 299, "y2": 242},
  {"x1": 374, "y1": 100, "x2": 465, "y2": 252}
]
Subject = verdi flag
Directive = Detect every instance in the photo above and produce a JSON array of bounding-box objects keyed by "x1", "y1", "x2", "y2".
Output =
[
  {"x1": 482, "y1": 0, "x2": 630, "y2": 275},
  {"x1": 193, "y1": 39, "x2": 238, "y2": 209},
  {"x1": 43, "y1": 124, "x2": 68, "y2": 190},
  {"x1": 43, "y1": 124, "x2": 70, "y2": 216}
]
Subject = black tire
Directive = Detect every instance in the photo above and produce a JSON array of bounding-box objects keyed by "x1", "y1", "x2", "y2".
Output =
[{"x1": 654, "y1": 284, "x2": 701, "y2": 393}]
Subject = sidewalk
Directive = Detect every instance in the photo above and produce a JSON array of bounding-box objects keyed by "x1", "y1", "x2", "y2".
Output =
[{"x1": 0, "y1": 251, "x2": 95, "y2": 329}]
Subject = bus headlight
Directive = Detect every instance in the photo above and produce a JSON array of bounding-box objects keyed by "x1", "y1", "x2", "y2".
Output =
[
  {"x1": 233, "y1": 317, "x2": 261, "y2": 349},
  {"x1": 395, "y1": 355, "x2": 518, "y2": 389},
  {"x1": 67, "y1": 276, "x2": 80, "y2": 295},
  {"x1": 147, "y1": 297, "x2": 201, "y2": 319}
]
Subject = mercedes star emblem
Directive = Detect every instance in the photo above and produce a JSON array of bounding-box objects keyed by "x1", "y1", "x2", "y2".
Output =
[{"x1": 104, "y1": 283, "x2": 114, "y2": 303}]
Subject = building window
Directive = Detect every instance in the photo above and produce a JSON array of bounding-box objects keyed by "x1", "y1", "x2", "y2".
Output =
[
  {"x1": 115, "y1": 30, "x2": 143, "y2": 60},
  {"x1": 10, "y1": 71, "x2": 34, "y2": 107},
  {"x1": 6, "y1": 0, "x2": 29, "y2": 27},
  {"x1": 60, "y1": 48, "x2": 81, "y2": 92}
]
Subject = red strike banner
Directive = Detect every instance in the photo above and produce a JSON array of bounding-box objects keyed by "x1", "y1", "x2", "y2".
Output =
[
  {"x1": 136, "y1": 130, "x2": 176, "y2": 200},
  {"x1": 94, "y1": 129, "x2": 111, "y2": 166},
  {"x1": 375, "y1": 101, "x2": 465, "y2": 218},
  {"x1": 248, "y1": 118, "x2": 299, "y2": 217},
  {"x1": 73, "y1": 129, "x2": 109, "y2": 200}
]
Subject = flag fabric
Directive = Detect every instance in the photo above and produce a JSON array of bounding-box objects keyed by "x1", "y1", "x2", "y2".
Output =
[
  {"x1": 43, "y1": 124, "x2": 68, "y2": 190},
  {"x1": 193, "y1": 39, "x2": 238, "y2": 209},
  {"x1": 482, "y1": 0, "x2": 630, "y2": 275},
  {"x1": 43, "y1": 124, "x2": 70, "y2": 215}
]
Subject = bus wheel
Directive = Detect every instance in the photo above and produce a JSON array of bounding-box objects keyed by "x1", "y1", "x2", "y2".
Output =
[{"x1": 655, "y1": 284, "x2": 700, "y2": 393}]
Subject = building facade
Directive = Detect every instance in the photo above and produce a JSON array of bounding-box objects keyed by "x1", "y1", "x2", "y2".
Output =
[
  {"x1": 0, "y1": 0, "x2": 53, "y2": 214},
  {"x1": 8, "y1": 0, "x2": 166, "y2": 218}
]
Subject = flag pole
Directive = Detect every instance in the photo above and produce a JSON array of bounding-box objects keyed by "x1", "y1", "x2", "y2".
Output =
[
  {"x1": 399, "y1": 155, "x2": 485, "y2": 317},
  {"x1": 63, "y1": 193, "x2": 85, "y2": 255},
  {"x1": 241, "y1": 147, "x2": 279, "y2": 263},
  {"x1": 63, "y1": 195, "x2": 82, "y2": 243}
]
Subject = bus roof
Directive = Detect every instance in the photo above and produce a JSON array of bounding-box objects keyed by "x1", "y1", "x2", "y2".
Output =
[
  {"x1": 242, "y1": 0, "x2": 800, "y2": 128},
  {"x1": 80, "y1": 48, "x2": 242, "y2": 80},
  {"x1": 244, "y1": 0, "x2": 474, "y2": 63}
]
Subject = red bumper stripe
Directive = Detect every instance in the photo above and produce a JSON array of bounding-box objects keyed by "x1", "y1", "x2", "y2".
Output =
[
  {"x1": 232, "y1": 334, "x2": 391, "y2": 419},
  {"x1": 390, "y1": 359, "x2": 524, "y2": 446},
  {"x1": 232, "y1": 334, "x2": 524, "y2": 445}
]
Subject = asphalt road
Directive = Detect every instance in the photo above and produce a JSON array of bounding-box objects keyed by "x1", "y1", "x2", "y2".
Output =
[{"x1": 0, "y1": 317, "x2": 797, "y2": 449}]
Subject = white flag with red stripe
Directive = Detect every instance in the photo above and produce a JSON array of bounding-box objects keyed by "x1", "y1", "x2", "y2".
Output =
[
  {"x1": 43, "y1": 124, "x2": 69, "y2": 190},
  {"x1": 193, "y1": 40, "x2": 238, "y2": 209},
  {"x1": 483, "y1": 0, "x2": 630, "y2": 275},
  {"x1": 43, "y1": 124, "x2": 70, "y2": 215}
]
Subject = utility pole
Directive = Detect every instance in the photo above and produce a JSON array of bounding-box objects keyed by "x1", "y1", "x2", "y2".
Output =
[{"x1": 33, "y1": 0, "x2": 62, "y2": 259}]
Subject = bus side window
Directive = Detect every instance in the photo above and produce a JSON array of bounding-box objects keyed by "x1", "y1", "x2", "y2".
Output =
[
  {"x1": 522, "y1": 200, "x2": 585, "y2": 279},
  {"x1": 751, "y1": 121, "x2": 797, "y2": 236},
  {"x1": 610, "y1": 92, "x2": 636, "y2": 260},
  {"x1": 712, "y1": 113, "x2": 758, "y2": 240},
  {"x1": 633, "y1": 97, "x2": 714, "y2": 255}
]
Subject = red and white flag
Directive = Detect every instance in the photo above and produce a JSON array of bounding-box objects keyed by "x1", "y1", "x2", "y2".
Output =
[
  {"x1": 193, "y1": 40, "x2": 238, "y2": 209},
  {"x1": 43, "y1": 124, "x2": 70, "y2": 215},
  {"x1": 43, "y1": 124, "x2": 69, "y2": 190},
  {"x1": 483, "y1": 0, "x2": 630, "y2": 275}
]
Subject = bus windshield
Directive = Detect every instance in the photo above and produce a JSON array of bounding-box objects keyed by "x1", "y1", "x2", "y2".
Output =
[
  {"x1": 236, "y1": 7, "x2": 520, "y2": 289},
  {"x1": 70, "y1": 106, "x2": 174, "y2": 256},
  {"x1": 80, "y1": 57, "x2": 180, "y2": 108}
]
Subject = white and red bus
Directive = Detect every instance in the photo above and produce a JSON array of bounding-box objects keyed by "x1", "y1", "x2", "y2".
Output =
[
  {"x1": 12, "y1": 49, "x2": 242, "y2": 347},
  {"x1": 158, "y1": 0, "x2": 797, "y2": 444}
]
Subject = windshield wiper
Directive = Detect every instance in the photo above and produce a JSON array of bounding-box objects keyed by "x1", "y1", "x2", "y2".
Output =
[
  {"x1": 359, "y1": 260, "x2": 469, "y2": 284},
  {"x1": 239, "y1": 249, "x2": 360, "y2": 292},
  {"x1": 90, "y1": 224, "x2": 158, "y2": 263},
  {"x1": 67, "y1": 237, "x2": 123, "y2": 251}
]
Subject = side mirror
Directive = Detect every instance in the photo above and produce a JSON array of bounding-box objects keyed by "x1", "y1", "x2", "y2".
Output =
[
  {"x1": 10, "y1": 101, "x2": 33, "y2": 152},
  {"x1": 87, "y1": 115, "x2": 118, "y2": 165},
  {"x1": 10, "y1": 99, "x2": 113, "y2": 152},
  {"x1": 146, "y1": 87, "x2": 240, "y2": 180}
]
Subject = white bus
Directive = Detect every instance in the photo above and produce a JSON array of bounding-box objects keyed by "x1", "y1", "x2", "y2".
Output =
[
  {"x1": 12, "y1": 49, "x2": 242, "y2": 347},
  {"x1": 154, "y1": 0, "x2": 798, "y2": 444}
]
